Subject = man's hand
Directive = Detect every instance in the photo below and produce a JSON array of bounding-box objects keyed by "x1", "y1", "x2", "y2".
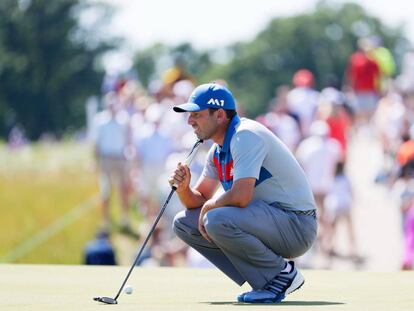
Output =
[
  {"x1": 168, "y1": 163, "x2": 191, "y2": 192},
  {"x1": 198, "y1": 198, "x2": 217, "y2": 243}
]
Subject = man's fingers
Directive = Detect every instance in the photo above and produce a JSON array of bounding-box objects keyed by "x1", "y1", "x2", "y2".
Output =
[
  {"x1": 199, "y1": 223, "x2": 212, "y2": 243},
  {"x1": 174, "y1": 168, "x2": 184, "y2": 177},
  {"x1": 175, "y1": 165, "x2": 188, "y2": 179},
  {"x1": 171, "y1": 164, "x2": 187, "y2": 182},
  {"x1": 169, "y1": 162, "x2": 191, "y2": 191},
  {"x1": 182, "y1": 164, "x2": 190, "y2": 175},
  {"x1": 178, "y1": 162, "x2": 190, "y2": 173},
  {"x1": 173, "y1": 173, "x2": 185, "y2": 183},
  {"x1": 203, "y1": 231, "x2": 213, "y2": 243}
]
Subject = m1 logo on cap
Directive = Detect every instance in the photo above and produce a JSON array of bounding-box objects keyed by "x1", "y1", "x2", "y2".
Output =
[{"x1": 207, "y1": 98, "x2": 225, "y2": 106}]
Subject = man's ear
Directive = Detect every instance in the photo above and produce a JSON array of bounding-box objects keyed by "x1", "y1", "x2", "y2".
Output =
[{"x1": 217, "y1": 109, "x2": 227, "y2": 123}]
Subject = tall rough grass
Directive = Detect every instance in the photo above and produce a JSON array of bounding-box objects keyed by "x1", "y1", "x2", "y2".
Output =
[{"x1": 0, "y1": 141, "x2": 102, "y2": 264}]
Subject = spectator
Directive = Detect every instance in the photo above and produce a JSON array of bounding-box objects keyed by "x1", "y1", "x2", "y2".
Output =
[
  {"x1": 286, "y1": 69, "x2": 320, "y2": 138},
  {"x1": 296, "y1": 120, "x2": 342, "y2": 236},
  {"x1": 91, "y1": 92, "x2": 135, "y2": 234},
  {"x1": 388, "y1": 125, "x2": 414, "y2": 189},
  {"x1": 318, "y1": 87, "x2": 353, "y2": 160},
  {"x1": 346, "y1": 38, "x2": 381, "y2": 124},
  {"x1": 392, "y1": 157, "x2": 414, "y2": 270},
  {"x1": 134, "y1": 103, "x2": 175, "y2": 216},
  {"x1": 368, "y1": 35, "x2": 396, "y2": 94},
  {"x1": 373, "y1": 89, "x2": 406, "y2": 184},
  {"x1": 84, "y1": 229, "x2": 117, "y2": 265},
  {"x1": 264, "y1": 85, "x2": 301, "y2": 152},
  {"x1": 8, "y1": 124, "x2": 27, "y2": 150},
  {"x1": 322, "y1": 162, "x2": 360, "y2": 266},
  {"x1": 396, "y1": 51, "x2": 414, "y2": 95},
  {"x1": 402, "y1": 199, "x2": 414, "y2": 270}
]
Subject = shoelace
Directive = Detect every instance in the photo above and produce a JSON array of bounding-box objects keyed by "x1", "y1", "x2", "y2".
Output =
[{"x1": 264, "y1": 274, "x2": 291, "y2": 295}]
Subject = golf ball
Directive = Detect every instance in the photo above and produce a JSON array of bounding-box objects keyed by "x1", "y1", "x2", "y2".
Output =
[{"x1": 124, "y1": 285, "x2": 133, "y2": 295}]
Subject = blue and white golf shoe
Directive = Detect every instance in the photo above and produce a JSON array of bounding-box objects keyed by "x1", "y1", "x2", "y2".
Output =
[{"x1": 238, "y1": 261, "x2": 304, "y2": 303}]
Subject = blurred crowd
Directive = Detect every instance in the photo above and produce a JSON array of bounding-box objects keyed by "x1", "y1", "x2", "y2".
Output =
[{"x1": 82, "y1": 36, "x2": 414, "y2": 270}]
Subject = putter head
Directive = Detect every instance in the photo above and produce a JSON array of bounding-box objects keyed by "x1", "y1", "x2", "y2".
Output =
[{"x1": 93, "y1": 296, "x2": 118, "y2": 304}]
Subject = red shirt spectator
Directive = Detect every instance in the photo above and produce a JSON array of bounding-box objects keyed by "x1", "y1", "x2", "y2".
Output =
[
  {"x1": 347, "y1": 51, "x2": 380, "y2": 92},
  {"x1": 326, "y1": 111, "x2": 351, "y2": 159}
]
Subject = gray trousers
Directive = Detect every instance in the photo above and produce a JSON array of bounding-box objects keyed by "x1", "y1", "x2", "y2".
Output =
[{"x1": 173, "y1": 200, "x2": 317, "y2": 290}]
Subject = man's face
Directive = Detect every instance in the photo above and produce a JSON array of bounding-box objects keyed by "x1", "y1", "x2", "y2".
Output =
[{"x1": 187, "y1": 109, "x2": 218, "y2": 140}]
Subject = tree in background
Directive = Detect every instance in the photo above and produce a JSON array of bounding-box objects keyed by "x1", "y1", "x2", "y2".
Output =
[
  {"x1": 0, "y1": 0, "x2": 117, "y2": 140},
  {"x1": 133, "y1": 42, "x2": 211, "y2": 89},
  {"x1": 0, "y1": 1, "x2": 410, "y2": 139},
  {"x1": 200, "y1": 2, "x2": 408, "y2": 116},
  {"x1": 133, "y1": 2, "x2": 409, "y2": 117}
]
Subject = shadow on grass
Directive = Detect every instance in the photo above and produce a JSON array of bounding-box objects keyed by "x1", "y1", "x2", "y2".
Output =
[{"x1": 204, "y1": 300, "x2": 345, "y2": 306}]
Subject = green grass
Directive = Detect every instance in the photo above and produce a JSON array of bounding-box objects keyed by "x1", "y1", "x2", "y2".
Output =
[
  {"x1": 1, "y1": 265, "x2": 413, "y2": 311},
  {"x1": 0, "y1": 141, "x2": 103, "y2": 264}
]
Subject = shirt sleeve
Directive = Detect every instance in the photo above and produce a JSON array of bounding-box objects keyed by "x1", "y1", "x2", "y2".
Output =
[
  {"x1": 201, "y1": 144, "x2": 218, "y2": 180},
  {"x1": 231, "y1": 130, "x2": 268, "y2": 181}
]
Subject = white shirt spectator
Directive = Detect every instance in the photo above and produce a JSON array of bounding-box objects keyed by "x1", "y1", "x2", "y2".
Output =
[
  {"x1": 296, "y1": 121, "x2": 342, "y2": 194},
  {"x1": 92, "y1": 110, "x2": 130, "y2": 158},
  {"x1": 373, "y1": 92, "x2": 405, "y2": 152},
  {"x1": 324, "y1": 174, "x2": 353, "y2": 216},
  {"x1": 265, "y1": 111, "x2": 301, "y2": 151},
  {"x1": 137, "y1": 124, "x2": 174, "y2": 166},
  {"x1": 287, "y1": 87, "x2": 319, "y2": 137},
  {"x1": 134, "y1": 121, "x2": 175, "y2": 199}
]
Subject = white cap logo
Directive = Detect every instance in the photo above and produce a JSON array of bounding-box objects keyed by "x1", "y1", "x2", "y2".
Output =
[{"x1": 207, "y1": 98, "x2": 225, "y2": 106}]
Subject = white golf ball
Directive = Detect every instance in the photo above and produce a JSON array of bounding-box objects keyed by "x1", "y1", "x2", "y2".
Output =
[{"x1": 124, "y1": 285, "x2": 133, "y2": 295}]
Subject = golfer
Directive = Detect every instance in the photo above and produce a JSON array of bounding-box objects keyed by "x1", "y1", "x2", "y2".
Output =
[{"x1": 169, "y1": 83, "x2": 317, "y2": 303}]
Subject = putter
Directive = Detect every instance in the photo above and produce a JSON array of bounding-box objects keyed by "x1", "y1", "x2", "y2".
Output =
[{"x1": 94, "y1": 139, "x2": 203, "y2": 305}]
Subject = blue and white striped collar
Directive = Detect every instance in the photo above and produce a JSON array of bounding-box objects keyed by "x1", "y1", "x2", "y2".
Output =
[{"x1": 218, "y1": 115, "x2": 240, "y2": 154}]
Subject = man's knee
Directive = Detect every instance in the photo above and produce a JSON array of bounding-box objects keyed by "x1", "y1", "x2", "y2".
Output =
[
  {"x1": 172, "y1": 210, "x2": 187, "y2": 237},
  {"x1": 204, "y1": 209, "x2": 233, "y2": 239},
  {"x1": 172, "y1": 209, "x2": 199, "y2": 239}
]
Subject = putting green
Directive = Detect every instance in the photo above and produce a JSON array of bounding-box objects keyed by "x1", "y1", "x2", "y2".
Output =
[{"x1": 0, "y1": 264, "x2": 413, "y2": 310}]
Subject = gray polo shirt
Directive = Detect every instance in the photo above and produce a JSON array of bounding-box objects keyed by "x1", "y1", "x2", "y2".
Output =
[{"x1": 202, "y1": 117, "x2": 316, "y2": 211}]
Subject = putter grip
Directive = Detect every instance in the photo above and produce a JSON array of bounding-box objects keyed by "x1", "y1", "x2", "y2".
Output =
[{"x1": 183, "y1": 149, "x2": 197, "y2": 166}]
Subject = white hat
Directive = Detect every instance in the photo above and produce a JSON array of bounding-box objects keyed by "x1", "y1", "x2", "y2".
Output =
[
  {"x1": 320, "y1": 87, "x2": 345, "y2": 105},
  {"x1": 145, "y1": 103, "x2": 164, "y2": 123},
  {"x1": 310, "y1": 120, "x2": 330, "y2": 137}
]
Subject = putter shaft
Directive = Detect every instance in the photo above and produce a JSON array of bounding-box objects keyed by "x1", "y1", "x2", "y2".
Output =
[{"x1": 93, "y1": 139, "x2": 203, "y2": 304}]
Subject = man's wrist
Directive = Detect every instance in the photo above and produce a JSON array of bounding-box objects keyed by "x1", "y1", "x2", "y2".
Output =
[
  {"x1": 176, "y1": 185, "x2": 191, "y2": 194},
  {"x1": 205, "y1": 197, "x2": 218, "y2": 211},
  {"x1": 213, "y1": 197, "x2": 219, "y2": 208}
]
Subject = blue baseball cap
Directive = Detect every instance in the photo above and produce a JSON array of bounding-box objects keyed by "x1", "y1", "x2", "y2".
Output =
[{"x1": 173, "y1": 83, "x2": 236, "y2": 112}]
